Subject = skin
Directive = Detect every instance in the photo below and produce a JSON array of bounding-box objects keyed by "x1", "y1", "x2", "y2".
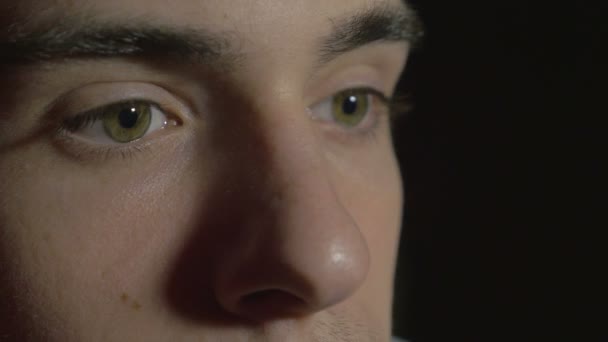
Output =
[{"x1": 0, "y1": 0, "x2": 410, "y2": 341}]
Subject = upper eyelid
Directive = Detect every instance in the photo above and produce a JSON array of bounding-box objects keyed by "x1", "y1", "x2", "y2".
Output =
[
  {"x1": 313, "y1": 87, "x2": 392, "y2": 108},
  {"x1": 305, "y1": 42, "x2": 406, "y2": 94},
  {"x1": 351, "y1": 87, "x2": 391, "y2": 104},
  {"x1": 44, "y1": 82, "x2": 194, "y2": 124},
  {"x1": 61, "y1": 99, "x2": 165, "y2": 132},
  {"x1": 306, "y1": 68, "x2": 396, "y2": 105}
]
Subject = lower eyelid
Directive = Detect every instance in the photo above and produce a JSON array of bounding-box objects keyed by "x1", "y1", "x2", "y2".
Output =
[
  {"x1": 53, "y1": 126, "x2": 183, "y2": 162},
  {"x1": 47, "y1": 81, "x2": 193, "y2": 124}
]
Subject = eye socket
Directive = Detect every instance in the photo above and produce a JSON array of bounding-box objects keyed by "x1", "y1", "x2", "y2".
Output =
[
  {"x1": 61, "y1": 100, "x2": 172, "y2": 144},
  {"x1": 309, "y1": 88, "x2": 390, "y2": 130}
]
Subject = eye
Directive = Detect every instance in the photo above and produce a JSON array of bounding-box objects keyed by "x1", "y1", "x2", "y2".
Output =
[
  {"x1": 332, "y1": 90, "x2": 370, "y2": 127},
  {"x1": 61, "y1": 100, "x2": 172, "y2": 144},
  {"x1": 103, "y1": 102, "x2": 152, "y2": 143},
  {"x1": 309, "y1": 88, "x2": 390, "y2": 130}
]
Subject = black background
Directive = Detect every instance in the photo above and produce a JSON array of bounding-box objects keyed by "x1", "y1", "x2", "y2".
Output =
[{"x1": 391, "y1": 1, "x2": 604, "y2": 340}]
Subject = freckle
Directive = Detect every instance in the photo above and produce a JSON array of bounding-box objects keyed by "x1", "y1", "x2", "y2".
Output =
[
  {"x1": 132, "y1": 301, "x2": 142, "y2": 310},
  {"x1": 120, "y1": 293, "x2": 129, "y2": 303},
  {"x1": 42, "y1": 233, "x2": 50, "y2": 242}
]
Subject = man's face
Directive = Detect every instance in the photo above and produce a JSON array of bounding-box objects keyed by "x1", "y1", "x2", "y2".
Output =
[{"x1": 0, "y1": 0, "x2": 412, "y2": 340}]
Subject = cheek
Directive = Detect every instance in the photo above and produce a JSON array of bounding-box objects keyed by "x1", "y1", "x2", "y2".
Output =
[{"x1": 0, "y1": 140, "x2": 202, "y2": 323}]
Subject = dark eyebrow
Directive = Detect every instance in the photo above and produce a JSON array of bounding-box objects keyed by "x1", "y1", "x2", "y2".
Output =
[
  {"x1": 0, "y1": 3, "x2": 423, "y2": 67},
  {"x1": 0, "y1": 23, "x2": 240, "y2": 67},
  {"x1": 318, "y1": 3, "x2": 424, "y2": 65}
]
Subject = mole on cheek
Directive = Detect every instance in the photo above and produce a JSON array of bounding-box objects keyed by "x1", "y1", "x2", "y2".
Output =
[
  {"x1": 120, "y1": 292, "x2": 142, "y2": 311},
  {"x1": 132, "y1": 301, "x2": 142, "y2": 310}
]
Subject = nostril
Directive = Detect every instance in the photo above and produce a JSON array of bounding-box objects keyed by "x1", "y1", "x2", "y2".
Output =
[{"x1": 237, "y1": 289, "x2": 308, "y2": 320}]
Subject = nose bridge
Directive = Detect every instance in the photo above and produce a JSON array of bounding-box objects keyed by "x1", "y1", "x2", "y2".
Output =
[
  {"x1": 211, "y1": 93, "x2": 370, "y2": 321},
  {"x1": 211, "y1": 80, "x2": 334, "y2": 211}
]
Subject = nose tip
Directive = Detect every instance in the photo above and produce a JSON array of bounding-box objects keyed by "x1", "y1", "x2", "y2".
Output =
[{"x1": 214, "y1": 234, "x2": 370, "y2": 322}]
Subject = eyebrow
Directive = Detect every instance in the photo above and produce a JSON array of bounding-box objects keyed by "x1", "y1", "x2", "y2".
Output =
[
  {"x1": 0, "y1": 24, "x2": 238, "y2": 66},
  {"x1": 319, "y1": 3, "x2": 423, "y2": 64},
  {"x1": 0, "y1": 3, "x2": 423, "y2": 67}
]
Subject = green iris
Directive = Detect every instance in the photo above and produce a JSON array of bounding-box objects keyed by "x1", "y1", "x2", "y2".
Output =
[
  {"x1": 331, "y1": 90, "x2": 370, "y2": 127},
  {"x1": 102, "y1": 102, "x2": 152, "y2": 143}
]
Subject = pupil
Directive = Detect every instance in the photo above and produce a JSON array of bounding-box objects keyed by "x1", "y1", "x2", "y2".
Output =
[
  {"x1": 342, "y1": 95, "x2": 358, "y2": 115},
  {"x1": 118, "y1": 107, "x2": 139, "y2": 128}
]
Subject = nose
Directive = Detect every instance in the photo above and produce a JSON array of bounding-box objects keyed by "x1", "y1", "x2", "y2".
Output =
[{"x1": 210, "y1": 99, "x2": 370, "y2": 322}]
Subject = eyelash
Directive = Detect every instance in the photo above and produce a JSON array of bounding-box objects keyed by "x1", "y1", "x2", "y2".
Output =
[
  {"x1": 59, "y1": 99, "x2": 173, "y2": 132},
  {"x1": 367, "y1": 87, "x2": 411, "y2": 121},
  {"x1": 387, "y1": 92, "x2": 411, "y2": 122}
]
